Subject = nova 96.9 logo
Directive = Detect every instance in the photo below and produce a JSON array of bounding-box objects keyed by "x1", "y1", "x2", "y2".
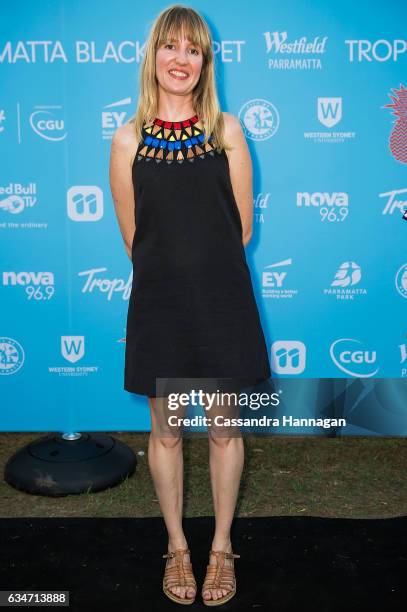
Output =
[{"x1": 2, "y1": 271, "x2": 55, "y2": 300}]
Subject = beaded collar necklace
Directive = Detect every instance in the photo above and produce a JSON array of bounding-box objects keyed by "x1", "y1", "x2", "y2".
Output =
[
  {"x1": 137, "y1": 114, "x2": 218, "y2": 164},
  {"x1": 152, "y1": 114, "x2": 198, "y2": 130}
]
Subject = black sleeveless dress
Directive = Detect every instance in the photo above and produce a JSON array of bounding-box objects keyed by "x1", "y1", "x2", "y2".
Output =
[{"x1": 124, "y1": 114, "x2": 271, "y2": 397}]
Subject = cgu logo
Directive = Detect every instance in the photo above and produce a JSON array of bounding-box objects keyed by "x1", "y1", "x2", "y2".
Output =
[
  {"x1": 3, "y1": 271, "x2": 54, "y2": 285},
  {"x1": 61, "y1": 336, "x2": 85, "y2": 363},
  {"x1": 330, "y1": 338, "x2": 379, "y2": 377},
  {"x1": 341, "y1": 350, "x2": 375, "y2": 363},
  {"x1": 297, "y1": 192, "x2": 348, "y2": 207},
  {"x1": 30, "y1": 107, "x2": 67, "y2": 141}
]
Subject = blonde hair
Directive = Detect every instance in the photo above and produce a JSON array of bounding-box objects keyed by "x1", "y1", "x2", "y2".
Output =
[{"x1": 128, "y1": 4, "x2": 230, "y2": 152}]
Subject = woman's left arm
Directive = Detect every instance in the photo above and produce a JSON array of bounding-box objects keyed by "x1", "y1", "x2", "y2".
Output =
[{"x1": 223, "y1": 112, "x2": 253, "y2": 247}]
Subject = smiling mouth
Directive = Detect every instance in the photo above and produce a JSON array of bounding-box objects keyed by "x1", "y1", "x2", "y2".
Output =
[{"x1": 168, "y1": 69, "x2": 189, "y2": 79}]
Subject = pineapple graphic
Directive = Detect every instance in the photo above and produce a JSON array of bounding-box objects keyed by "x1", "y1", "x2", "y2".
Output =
[{"x1": 383, "y1": 83, "x2": 407, "y2": 164}]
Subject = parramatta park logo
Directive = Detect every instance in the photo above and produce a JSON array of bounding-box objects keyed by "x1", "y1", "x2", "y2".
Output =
[
  {"x1": 239, "y1": 99, "x2": 279, "y2": 141},
  {"x1": 0, "y1": 337, "x2": 25, "y2": 375},
  {"x1": 382, "y1": 83, "x2": 407, "y2": 165},
  {"x1": 395, "y1": 263, "x2": 407, "y2": 299},
  {"x1": 324, "y1": 261, "x2": 367, "y2": 300}
]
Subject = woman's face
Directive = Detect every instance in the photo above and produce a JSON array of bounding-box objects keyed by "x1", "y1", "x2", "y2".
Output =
[{"x1": 155, "y1": 33, "x2": 203, "y2": 98}]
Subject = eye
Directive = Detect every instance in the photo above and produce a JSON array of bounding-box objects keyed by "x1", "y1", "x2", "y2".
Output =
[{"x1": 163, "y1": 42, "x2": 200, "y2": 55}]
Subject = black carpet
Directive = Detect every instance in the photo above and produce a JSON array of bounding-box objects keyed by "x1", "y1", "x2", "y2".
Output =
[{"x1": 0, "y1": 516, "x2": 406, "y2": 611}]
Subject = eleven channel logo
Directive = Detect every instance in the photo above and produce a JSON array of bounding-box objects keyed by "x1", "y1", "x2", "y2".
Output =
[
  {"x1": 271, "y1": 340, "x2": 305, "y2": 374},
  {"x1": 67, "y1": 186, "x2": 103, "y2": 221}
]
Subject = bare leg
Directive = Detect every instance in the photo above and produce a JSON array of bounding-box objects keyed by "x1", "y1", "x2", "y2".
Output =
[
  {"x1": 202, "y1": 391, "x2": 244, "y2": 602},
  {"x1": 147, "y1": 396, "x2": 195, "y2": 600}
]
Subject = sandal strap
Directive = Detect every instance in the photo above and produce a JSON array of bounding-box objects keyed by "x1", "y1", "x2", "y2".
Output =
[
  {"x1": 209, "y1": 549, "x2": 240, "y2": 559},
  {"x1": 203, "y1": 566, "x2": 236, "y2": 581},
  {"x1": 162, "y1": 547, "x2": 191, "y2": 559}
]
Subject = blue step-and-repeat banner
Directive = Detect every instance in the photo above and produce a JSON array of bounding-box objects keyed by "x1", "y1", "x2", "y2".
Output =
[{"x1": 1, "y1": 0, "x2": 406, "y2": 435}]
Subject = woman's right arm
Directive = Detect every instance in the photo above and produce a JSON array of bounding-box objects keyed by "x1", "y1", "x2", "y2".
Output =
[{"x1": 109, "y1": 124, "x2": 139, "y2": 261}]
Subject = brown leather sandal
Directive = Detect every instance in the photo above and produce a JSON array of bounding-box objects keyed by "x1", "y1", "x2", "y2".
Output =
[
  {"x1": 201, "y1": 549, "x2": 241, "y2": 606},
  {"x1": 162, "y1": 547, "x2": 197, "y2": 605}
]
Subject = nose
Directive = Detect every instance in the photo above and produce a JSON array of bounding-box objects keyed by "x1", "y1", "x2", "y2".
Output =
[
  {"x1": 172, "y1": 45, "x2": 190, "y2": 64},
  {"x1": 173, "y1": 53, "x2": 188, "y2": 65}
]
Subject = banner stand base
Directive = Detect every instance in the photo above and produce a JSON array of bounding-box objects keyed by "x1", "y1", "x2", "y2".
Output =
[{"x1": 4, "y1": 432, "x2": 137, "y2": 497}]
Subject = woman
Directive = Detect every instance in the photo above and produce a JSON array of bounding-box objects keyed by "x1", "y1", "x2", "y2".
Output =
[{"x1": 109, "y1": 4, "x2": 271, "y2": 606}]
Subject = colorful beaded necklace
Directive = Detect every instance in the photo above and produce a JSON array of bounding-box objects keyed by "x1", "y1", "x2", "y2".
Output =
[{"x1": 136, "y1": 114, "x2": 219, "y2": 164}]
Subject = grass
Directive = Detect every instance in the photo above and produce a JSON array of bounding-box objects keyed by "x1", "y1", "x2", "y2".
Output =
[{"x1": 0, "y1": 433, "x2": 406, "y2": 519}]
